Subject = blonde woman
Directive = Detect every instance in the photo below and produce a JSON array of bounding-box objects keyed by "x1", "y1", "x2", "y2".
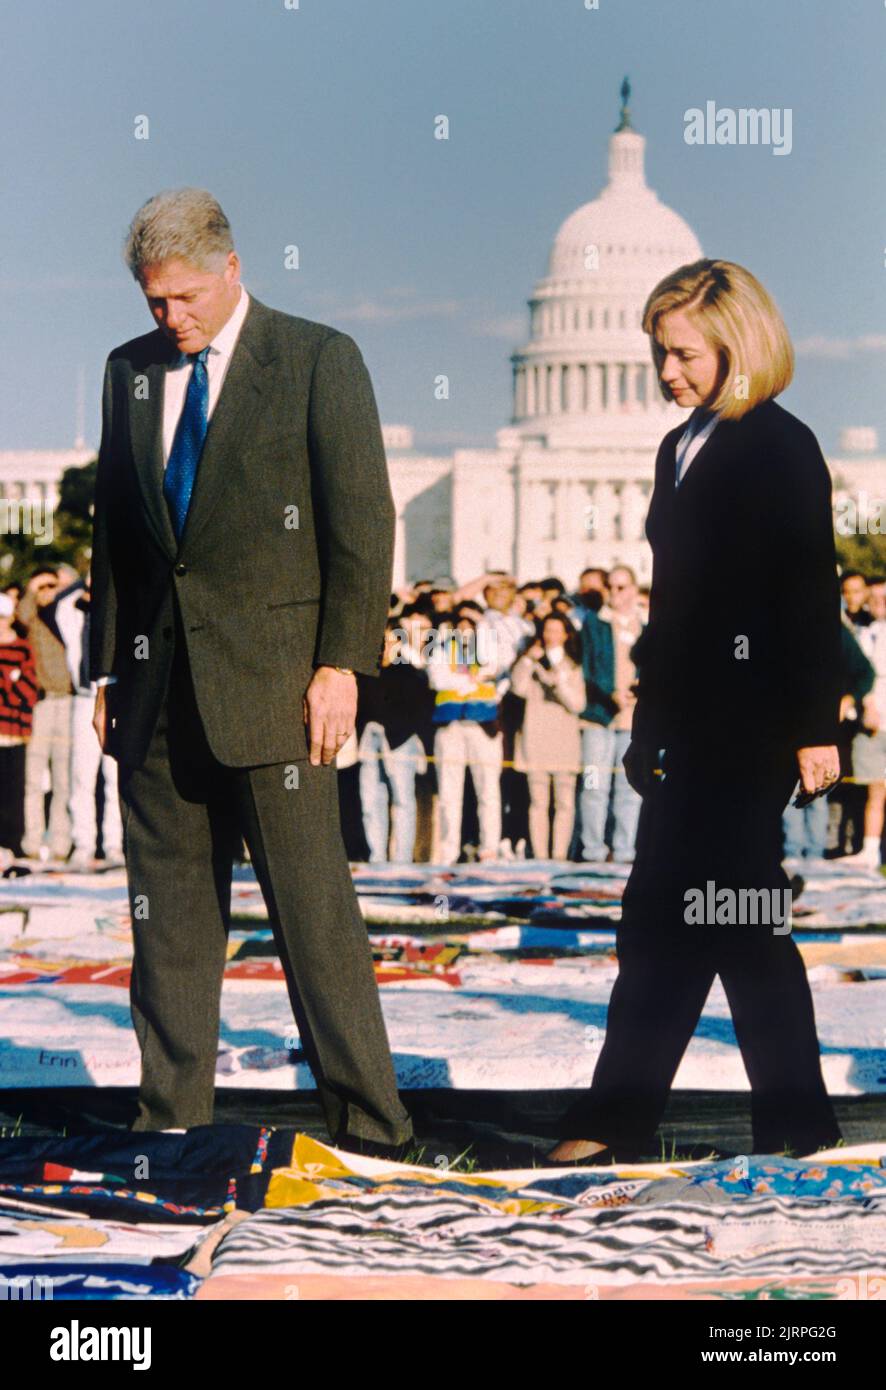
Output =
[
  {"x1": 548, "y1": 259, "x2": 843, "y2": 1164},
  {"x1": 511, "y1": 614, "x2": 586, "y2": 859}
]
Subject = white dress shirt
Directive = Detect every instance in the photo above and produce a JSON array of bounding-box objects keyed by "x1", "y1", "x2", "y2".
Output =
[
  {"x1": 162, "y1": 285, "x2": 250, "y2": 464},
  {"x1": 674, "y1": 407, "x2": 719, "y2": 488},
  {"x1": 475, "y1": 606, "x2": 535, "y2": 693},
  {"x1": 858, "y1": 619, "x2": 886, "y2": 722}
]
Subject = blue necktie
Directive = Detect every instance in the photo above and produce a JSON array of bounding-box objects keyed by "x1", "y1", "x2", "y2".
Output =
[{"x1": 163, "y1": 347, "x2": 210, "y2": 542}]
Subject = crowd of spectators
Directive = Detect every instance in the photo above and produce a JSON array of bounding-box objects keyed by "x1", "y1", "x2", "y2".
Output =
[
  {"x1": 345, "y1": 565, "x2": 886, "y2": 871},
  {"x1": 1, "y1": 561, "x2": 884, "y2": 874}
]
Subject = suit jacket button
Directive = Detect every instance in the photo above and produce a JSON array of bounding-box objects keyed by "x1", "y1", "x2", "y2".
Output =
[{"x1": 174, "y1": 563, "x2": 187, "y2": 575}]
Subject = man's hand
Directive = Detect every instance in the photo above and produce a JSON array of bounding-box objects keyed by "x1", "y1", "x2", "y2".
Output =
[
  {"x1": 622, "y1": 739, "x2": 658, "y2": 796},
  {"x1": 797, "y1": 745, "x2": 841, "y2": 795},
  {"x1": 303, "y1": 666, "x2": 358, "y2": 766},
  {"x1": 92, "y1": 685, "x2": 110, "y2": 751}
]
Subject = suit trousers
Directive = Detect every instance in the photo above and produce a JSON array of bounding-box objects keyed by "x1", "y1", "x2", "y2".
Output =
[
  {"x1": 0, "y1": 743, "x2": 26, "y2": 854},
  {"x1": 117, "y1": 604, "x2": 413, "y2": 1144},
  {"x1": 561, "y1": 739, "x2": 841, "y2": 1156}
]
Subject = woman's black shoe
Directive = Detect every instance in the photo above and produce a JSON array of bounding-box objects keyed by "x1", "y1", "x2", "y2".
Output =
[{"x1": 539, "y1": 1144, "x2": 615, "y2": 1168}]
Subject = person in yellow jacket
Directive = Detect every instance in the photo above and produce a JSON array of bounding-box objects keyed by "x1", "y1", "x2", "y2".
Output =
[{"x1": 427, "y1": 613, "x2": 502, "y2": 863}]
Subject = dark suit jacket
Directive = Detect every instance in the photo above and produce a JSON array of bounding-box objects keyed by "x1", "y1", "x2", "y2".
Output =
[
  {"x1": 631, "y1": 397, "x2": 842, "y2": 753},
  {"x1": 89, "y1": 293, "x2": 395, "y2": 768}
]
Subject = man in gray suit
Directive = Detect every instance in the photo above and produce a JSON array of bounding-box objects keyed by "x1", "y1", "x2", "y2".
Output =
[{"x1": 90, "y1": 188, "x2": 413, "y2": 1152}]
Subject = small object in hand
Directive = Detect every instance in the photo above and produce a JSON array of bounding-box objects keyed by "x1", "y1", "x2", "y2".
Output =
[{"x1": 793, "y1": 776, "x2": 839, "y2": 810}]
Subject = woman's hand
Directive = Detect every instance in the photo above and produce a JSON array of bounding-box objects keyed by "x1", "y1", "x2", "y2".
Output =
[
  {"x1": 796, "y1": 745, "x2": 841, "y2": 794},
  {"x1": 839, "y1": 695, "x2": 856, "y2": 723},
  {"x1": 93, "y1": 685, "x2": 112, "y2": 751},
  {"x1": 623, "y1": 739, "x2": 658, "y2": 795}
]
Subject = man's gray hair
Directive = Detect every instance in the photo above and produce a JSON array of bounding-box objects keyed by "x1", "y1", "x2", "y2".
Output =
[{"x1": 123, "y1": 188, "x2": 234, "y2": 280}]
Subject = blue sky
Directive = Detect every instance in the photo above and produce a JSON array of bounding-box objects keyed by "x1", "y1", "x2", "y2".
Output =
[{"x1": 2, "y1": 0, "x2": 884, "y2": 456}]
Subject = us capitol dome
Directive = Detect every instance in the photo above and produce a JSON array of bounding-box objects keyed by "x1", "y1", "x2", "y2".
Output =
[
  {"x1": 509, "y1": 79, "x2": 701, "y2": 457},
  {"x1": 384, "y1": 80, "x2": 702, "y2": 587}
]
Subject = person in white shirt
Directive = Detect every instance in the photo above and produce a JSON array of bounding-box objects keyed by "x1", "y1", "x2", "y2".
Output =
[
  {"x1": 55, "y1": 575, "x2": 124, "y2": 870},
  {"x1": 474, "y1": 576, "x2": 535, "y2": 856},
  {"x1": 474, "y1": 576, "x2": 535, "y2": 694}
]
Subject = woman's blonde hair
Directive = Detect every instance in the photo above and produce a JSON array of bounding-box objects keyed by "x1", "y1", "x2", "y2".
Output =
[{"x1": 642, "y1": 259, "x2": 794, "y2": 420}]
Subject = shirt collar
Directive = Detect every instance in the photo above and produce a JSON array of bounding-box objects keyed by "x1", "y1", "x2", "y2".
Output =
[
  {"x1": 172, "y1": 285, "x2": 250, "y2": 367},
  {"x1": 682, "y1": 406, "x2": 719, "y2": 439},
  {"x1": 599, "y1": 602, "x2": 643, "y2": 625}
]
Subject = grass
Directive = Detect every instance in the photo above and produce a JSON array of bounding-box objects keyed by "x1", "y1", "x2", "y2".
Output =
[
  {"x1": 0, "y1": 1117, "x2": 67, "y2": 1140},
  {"x1": 658, "y1": 1133, "x2": 720, "y2": 1164},
  {"x1": 399, "y1": 1142, "x2": 479, "y2": 1173},
  {"x1": 655, "y1": 1134, "x2": 849, "y2": 1164}
]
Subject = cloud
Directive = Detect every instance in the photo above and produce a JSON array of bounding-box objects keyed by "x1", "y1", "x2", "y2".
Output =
[
  {"x1": 303, "y1": 288, "x2": 462, "y2": 323},
  {"x1": 0, "y1": 275, "x2": 130, "y2": 292},
  {"x1": 302, "y1": 288, "x2": 525, "y2": 336},
  {"x1": 414, "y1": 428, "x2": 492, "y2": 448},
  {"x1": 795, "y1": 333, "x2": 886, "y2": 360},
  {"x1": 471, "y1": 314, "x2": 526, "y2": 340}
]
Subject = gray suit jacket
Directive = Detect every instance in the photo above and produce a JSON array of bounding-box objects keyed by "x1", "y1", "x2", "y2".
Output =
[{"x1": 89, "y1": 293, "x2": 395, "y2": 768}]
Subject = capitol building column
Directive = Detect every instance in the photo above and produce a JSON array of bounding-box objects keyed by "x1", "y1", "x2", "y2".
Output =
[
  {"x1": 514, "y1": 366, "x2": 526, "y2": 419},
  {"x1": 525, "y1": 364, "x2": 537, "y2": 416},
  {"x1": 565, "y1": 363, "x2": 580, "y2": 415},
  {"x1": 584, "y1": 363, "x2": 597, "y2": 413},
  {"x1": 555, "y1": 478, "x2": 572, "y2": 542},
  {"x1": 619, "y1": 480, "x2": 647, "y2": 542},
  {"x1": 592, "y1": 481, "x2": 618, "y2": 541}
]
